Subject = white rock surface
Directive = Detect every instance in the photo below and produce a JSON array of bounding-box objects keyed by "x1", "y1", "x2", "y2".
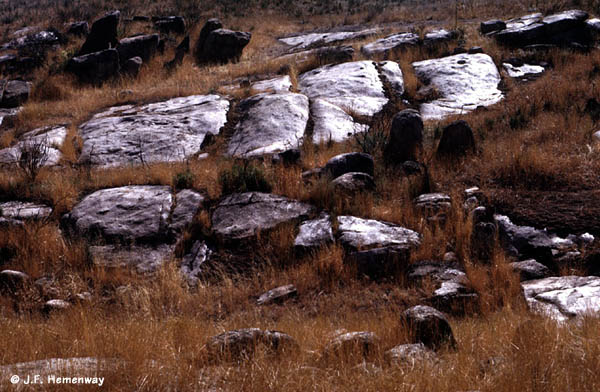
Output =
[
  {"x1": 0, "y1": 201, "x2": 52, "y2": 220},
  {"x1": 171, "y1": 189, "x2": 204, "y2": 232},
  {"x1": 503, "y1": 63, "x2": 545, "y2": 78},
  {"x1": 361, "y1": 32, "x2": 419, "y2": 56},
  {"x1": 294, "y1": 214, "x2": 334, "y2": 249},
  {"x1": 522, "y1": 276, "x2": 600, "y2": 321},
  {"x1": 378, "y1": 61, "x2": 405, "y2": 96},
  {"x1": 310, "y1": 98, "x2": 368, "y2": 144},
  {"x1": 413, "y1": 53, "x2": 503, "y2": 120},
  {"x1": 505, "y1": 13, "x2": 543, "y2": 30},
  {"x1": 279, "y1": 28, "x2": 378, "y2": 50},
  {"x1": 251, "y1": 75, "x2": 292, "y2": 94},
  {"x1": 227, "y1": 93, "x2": 308, "y2": 157},
  {"x1": 78, "y1": 95, "x2": 229, "y2": 167},
  {"x1": 337, "y1": 215, "x2": 421, "y2": 250},
  {"x1": 0, "y1": 125, "x2": 67, "y2": 165}
]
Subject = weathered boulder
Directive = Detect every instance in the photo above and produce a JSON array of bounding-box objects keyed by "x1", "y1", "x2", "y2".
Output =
[
  {"x1": 279, "y1": 28, "x2": 378, "y2": 51},
  {"x1": 332, "y1": 172, "x2": 376, "y2": 193},
  {"x1": 121, "y1": 56, "x2": 142, "y2": 77},
  {"x1": 521, "y1": 276, "x2": 600, "y2": 321},
  {"x1": 206, "y1": 328, "x2": 299, "y2": 362},
  {"x1": 495, "y1": 215, "x2": 555, "y2": 265},
  {"x1": 384, "y1": 109, "x2": 423, "y2": 164},
  {"x1": 89, "y1": 244, "x2": 174, "y2": 273},
  {"x1": 503, "y1": 62, "x2": 545, "y2": 79},
  {"x1": 0, "y1": 270, "x2": 30, "y2": 293},
  {"x1": 361, "y1": 32, "x2": 420, "y2": 57},
  {"x1": 337, "y1": 216, "x2": 421, "y2": 250},
  {"x1": 294, "y1": 214, "x2": 333, "y2": 251},
  {"x1": 212, "y1": 192, "x2": 315, "y2": 241},
  {"x1": 0, "y1": 125, "x2": 67, "y2": 166},
  {"x1": 257, "y1": 284, "x2": 298, "y2": 305},
  {"x1": 195, "y1": 18, "x2": 223, "y2": 61},
  {"x1": 413, "y1": 53, "x2": 503, "y2": 120},
  {"x1": 154, "y1": 16, "x2": 185, "y2": 34},
  {"x1": 471, "y1": 221, "x2": 497, "y2": 261},
  {"x1": 78, "y1": 94, "x2": 228, "y2": 167},
  {"x1": 79, "y1": 10, "x2": 120, "y2": 55},
  {"x1": 324, "y1": 152, "x2": 374, "y2": 179},
  {"x1": 117, "y1": 34, "x2": 159, "y2": 62},
  {"x1": 1, "y1": 80, "x2": 32, "y2": 108},
  {"x1": 198, "y1": 28, "x2": 251, "y2": 64},
  {"x1": 510, "y1": 259, "x2": 550, "y2": 281},
  {"x1": 385, "y1": 343, "x2": 437, "y2": 366},
  {"x1": 164, "y1": 35, "x2": 189, "y2": 70},
  {"x1": 170, "y1": 189, "x2": 204, "y2": 232},
  {"x1": 309, "y1": 98, "x2": 368, "y2": 144},
  {"x1": 62, "y1": 185, "x2": 172, "y2": 243},
  {"x1": 251, "y1": 76, "x2": 292, "y2": 94},
  {"x1": 402, "y1": 305, "x2": 456, "y2": 350},
  {"x1": 66, "y1": 48, "x2": 120, "y2": 84},
  {"x1": 423, "y1": 29, "x2": 457, "y2": 46},
  {"x1": 180, "y1": 241, "x2": 211, "y2": 285},
  {"x1": 227, "y1": 93, "x2": 308, "y2": 157},
  {"x1": 321, "y1": 331, "x2": 380, "y2": 362},
  {"x1": 66, "y1": 21, "x2": 89, "y2": 36},
  {"x1": 414, "y1": 193, "x2": 451, "y2": 212},
  {"x1": 0, "y1": 201, "x2": 52, "y2": 227},
  {"x1": 436, "y1": 120, "x2": 476, "y2": 157},
  {"x1": 481, "y1": 19, "x2": 506, "y2": 34}
]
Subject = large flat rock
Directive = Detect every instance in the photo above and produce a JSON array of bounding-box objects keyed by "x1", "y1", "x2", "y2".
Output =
[
  {"x1": 309, "y1": 99, "x2": 368, "y2": 144},
  {"x1": 279, "y1": 28, "x2": 378, "y2": 51},
  {"x1": 361, "y1": 32, "x2": 419, "y2": 56},
  {"x1": 0, "y1": 125, "x2": 67, "y2": 166},
  {"x1": 337, "y1": 215, "x2": 421, "y2": 250},
  {"x1": 522, "y1": 276, "x2": 600, "y2": 321},
  {"x1": 63, "y1": 185, "x2": 173, "y2": 242},
  {"x1": 78, "y1": 95, "x2": 229, "y2": 167},
  {"x1": 0, "y1": 201, "x2": 52, "y2": 226},
  {"x1": 227, "y1": 93, "x2": 308, "y2": 157},
  {"x1": 412, "y1": 53, "x2": 503, "y2": 120},
  {"x1": 212, "y1": 192, "x2": 315, "y2": 240}
]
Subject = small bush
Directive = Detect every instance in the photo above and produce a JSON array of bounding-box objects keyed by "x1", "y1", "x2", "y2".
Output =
[
  {"x1": 173, "y1": 170, "x2": 195, "y2": 189},
  {"x1": 218, "y1": 161, "x2": 272, "y2": 195}
]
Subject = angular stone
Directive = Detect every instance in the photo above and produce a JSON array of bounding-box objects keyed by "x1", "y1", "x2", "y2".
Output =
[
  {"x1": 481, "y1": 19, "x2": 506, "y2": 34},
  {"x1": 279, "y1": 28, "x2": 378, "y2": 51},
  {"x1": 79, "y1": 10, "x2": 120, "y2": 55},
  {"x1": 66, "y1": 48, "x2": 120, "y2": 84},
  {"x1": 206, "y1": 328, "x2": 298, "y2": 362},
  {"x1": 227, "y1": 93, "x2": 308, "y2": 157},
  {"x1": 212, "y1": 192, "x2": 315, "y2": 241},
  {"x1": 423, "y1": 29, "x2": 457, "y2": 45},
  {"x1": 361, "y1": 32, "x2": 419, "y2": 56},
  {"x1": 414, "y1": 193, "x2": 452, "y2": 211},
  {"x1": 0, "y1": 270, "x2": 30, "y2": 292},
  {"x1": 337, "y1": 216, "x2": 421, "y2": 250},
  {"x1": 385, "y1": 343, "x2": 437, "y2": 366},
  {"x1": 199, "y1": 28, "x2": 251, "y2": 64},
  {"x1": 180, "y1": 240, "x2": 211, "y2": 285},
  {"x1": 79, "y1": 95, "x2": 228, "y2": 167},
  {"x1": 495, "y1": 215, "x2": 555, "y2": 265},
  {"x1": 324, "y1": 152, "x2": 374, "y2": 179},
  {"x1": 413, "y1": 53, "x2": 503, "y2": 120},
  {"x1": 195, "y1": 18, "x2": 223, "y2": 62},
  {"x1": 436, "y1": 120, "x2": 476, "y2": 157},
  {"x1": 294, "y1": 214, "x2": 333, "y2": 250},
  {"x1": 332, "y1": 172, "x2": 375, "y2": 193},
  {"x1": 510, "y1": 259, "x2": 550, "y2": 281},
  {"x1": 63, "y1": 185, "x2": 173, "y2": 243},
  {"x1": 171, "y1": 189, "x2": 204, "y2": 232},
  {"x1": 121, "y1": 56, "x2": 142, "y2": 77},
  {"x1": 521, "y1": 276, "x2": 600, "y2": 321},
  {"x1": 402, "y1": 305, "x2": 456, "y2": 350},
  {"x1": 0, "y1": 125, "x2": 67, "y2": 166},
  {"x1": 89, "y1": 244, "x2": 174, "y2": 273},
  {"x1": 1, "y1": 80, "x2": 32, "y2": 108},
  {"x1": 67, "y1": 21, "x2": 89, "y2": 36},
  {"x1": 154, "y1": 16, "x2": 185, "y2": 34},
  {"x1": 117, "y1": 34, "x2": 159, "y2": 62},
  {"x1": 257, "y1": 284, "x2": 297, "y2": 305},
  {"x1": 321, "y1": 331, "x2": 380, "y2": 362},
  {"x1": 384, "y1": 109, "x2": 423, "y2": 164},
  {"x1": 43, "y1": 299, "x2": 71, "y2": 313},
  {"x1": 503, "y1": 63, "x2": 545, "y2": 79}
]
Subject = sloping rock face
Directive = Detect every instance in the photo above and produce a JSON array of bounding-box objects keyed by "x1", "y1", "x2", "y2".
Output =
[
  {"x1": 522, "y1": 276, "x2": 600, "y2": 321},
  {"x1": 79, "y1": 95, "x2": 229, "y2": 167},
  {"x1": 79, "y1": 10, "x2": 120, "y2": 55},
  {"x1": 212, "y1": 192, "x2": 315, "y2": 241},
  {"x1": 299, "y1": 60, "x2": 394, "y2": 143},
  {"x1": 227, "y1": 93, "x2": 308, "y2": 157},
  {"x1": 63, "y1": 185, "x2": 172, "y2": 242},
  {"x1": 294, "y1": 214, "x2": 333, "y2": 251},
  {"x1": 0, "y1": 125, "x2": 67, "y2": 166},
  {"x1": 494, "y1": 10, "x2": 592, "y2": 47},
  {"x1": 361, "y1": 32, "x2": 419, "y2": 56},
  {"x1": 412, "y1": 53, "x2": 503, "y2": 120},
  {"x1": 279, "y1": 28, "x2": 378, "y2": 51}
]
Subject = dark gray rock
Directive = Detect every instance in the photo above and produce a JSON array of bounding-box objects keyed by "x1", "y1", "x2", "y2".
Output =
[
  {"x1": 1, "y1": 80, "x2": 32, "y2": 108},
  {"x1": 423, "y1": 29, "x2": 457, "y2": 46},
  {"x1": 294, "y1": 214, "x2": 333, "y2": 251},
  {"x1": 195, "y1": 18, "x2": 223, "y2": 62},
  {"x1": 481, "y1": 19, "x2": 506, "y2": 34},
  {"x1": 66, "y1": 48, "x2": 120, "y2": 84},
  {"x1": 510, "y1": 259, "x2": 550, "y2": 281},
  {"x1": 171, "y1": 189, "x2": 204, "y2": 233},
  {"x1": 212, "y1": 192, "x2": 315, "y2": 241},
  {"x1": 154, "y1": 16, "x2": 185, "y2": 34},
  {"x1": 324, "y1": 152, "x2": 374, "y2": 179},
  {"x1": 321, "y1": 331, "x2": 380, "y2": 362},
  {"x1": 257, "y1": 284, "x2": 297, "y2": 305},
  {"x1": 436, "y1": 120, "x2": 476, "y2": 158},
  {"x1": 66, "y1": 21, "x2": 89, "y2": 36},
  {"x1": 0, "y1": 270, "x2": 30, "y2": 293},
  {"x1": 385, "y1": 343, "x2": 437, "y2": 366},
  {"x1": 384, "y1": 109, "x2": 423, "y2": 164},
  {"x1": 402, "y1": 305, "x2": 456, "y2": 350},
  {"x1": 62, "y1": 185, "x2": 172, "y2": 243},
  {"x1": 414, "y1": 193, "x2": 451, "y2": 212},
  {"x1": 495, "y1": 215, "x2": 554, "y2": 266},
  {"x1": 180, "y1": 241, "x2": 211, "y2": 285},
  {"x1": 332, "y1": 172, "x2": 376, "y2": 193},
  {"x1": 271, "y1": 148, "x2": 301, "y2": 165},
  {"x1": 121, "y1": 56, "x2": 142, "y2": 77},
  {"x1": 117, "y1": 34, "x2": 159, "y2": 63},
  {"x1": 468, "y1": 46, "x2": 484, "y2": 54},
  {"x1": 206, "y1": 328, "x2": 299, "y2": 362},
  {"x1": 79, "y1": 10, "x2": 120, "y2": 55},
  {"x1": 198, "y1": 28, "x2": 251, "y2": 64}
]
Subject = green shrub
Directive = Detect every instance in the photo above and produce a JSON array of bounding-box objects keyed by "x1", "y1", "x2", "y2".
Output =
[
  {"x1": 218, "y1": 162, "x2": 272, "y2": 195},
  {"x1": 173, "y1": 170, "x2": 195, "y2": 189}
]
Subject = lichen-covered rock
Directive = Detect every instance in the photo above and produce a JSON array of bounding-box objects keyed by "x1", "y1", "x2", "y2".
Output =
[
  {"x1": 385, "y1": 343, "x2": 437, "y2": 366},
  {"x1": 361, "y1": 32, "x2": 419, "y2": 56},
  {"x1": 510, "y1": 259, "x2": 551, "y2": 281},
  {"x1": 206, "y1": 328, "x2": 299, "y2": 362},
  {"x1": 212, "y1": 192, "x2": 315, "y2": 241},
  {"x1": 413, "y1": 53, "x2": 503, "y2": 120},
  {"x1": 294, "y1": 214, "x2": 333, "y2": 251},
  {"x1": 227, "y1": 93, "x2": 308, "y2": 157},
  {"x1": 337, "y1": 216, "x2": 421, "y2": 250},
  {"x1": 78, "y1": 95, "x2": 228, "y2": 167},
  {"x1": 321, "y1": 331, "x2": 380, "y2": 362},
  {"x1": 402, "y1": 305, "x2": 456, "y2": 350},
  {"x1": 170, "y1": 189, "x2": 204, "y2": 232},
  {"x1": 279, "y1": 28, "x2": 378, "y2": 51}
]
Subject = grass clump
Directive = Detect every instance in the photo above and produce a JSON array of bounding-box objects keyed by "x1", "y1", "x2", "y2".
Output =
[{"x1": 218, "y1": 161, "x2": 272, "y2": 195}]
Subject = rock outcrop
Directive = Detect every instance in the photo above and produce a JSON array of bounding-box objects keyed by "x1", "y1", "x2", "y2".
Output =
[{"x1": 78, "y1": 10, "x2": 120, "y2": 55}]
